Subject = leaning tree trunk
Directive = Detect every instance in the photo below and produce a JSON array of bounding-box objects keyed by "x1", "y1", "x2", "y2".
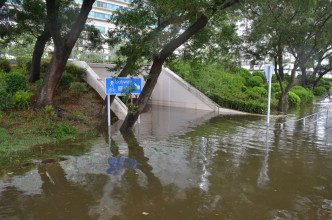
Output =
[
  {"x1": 120, "y1": 14, "x2": 211, "y2": 132},
  {"x1": 35, "y1": 47, "x2": 70, "y2": 109},
  {"x1": 29, "y1": 29, "x2": 51, "y2": 82}
]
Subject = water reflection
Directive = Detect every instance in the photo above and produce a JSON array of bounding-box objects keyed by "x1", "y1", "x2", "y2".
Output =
[{"x1": 0, "y1": 105, "x2": 332, "y2": 219}]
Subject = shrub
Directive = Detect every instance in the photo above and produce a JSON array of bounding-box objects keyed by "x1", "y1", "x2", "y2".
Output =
[
  {"x1": 41, "y1": 58, "x2": 51, "y2": 73},
  {"x1": 65, "y1": 63, "x2": 86, "y2": 80},
  {"x1": 275, "y1": 91, "x2": 301, "y2": 106},
  {"x1": 234, "y1": 67, "x2": 251, "y2": 80},
  {"x1": 59, "y1": 72, "x2": 75, "y2": 89},
  {"x1": 1, "y1": 72, "x2": 28, "y2": 94},
  {"x1": 271, "y1": 83, "x2": 281, "y2": 93},
  {"x1": 44, "y1": 105, "x2": 57, "y2": 120},
  {"x1": 16, "y1": 56, "x2": 32, "y2": 74},
  {"x1": 252, "y1": 71, "x2": 265, "y2": 80},
  {"x1": 210, "y1": 93, "x2": 267, "y2": 114},
  {"x1": 42, "y1": 121, "x2": 77, "y2": 139},
  {"x1": 291, "y1": 85, "x2": 314, "y2": 104},
  {"x1": 70, "y1": 82, "x2": 87, "y2": 96},
  {"x1": 0, "y1": 88, "x2": 14, "y2": 111},
  {"x1": 247, "y1": 76, "x2": 263, "y2": 87},
  {"x1": 271, "y1": 74, "x2": 277, "y2": 83},
  {"x1": 246, "y1": 87, "x2": 267, "y2": 99},
  {"x1": 0, "y1": 112, "x2": 2, "y2": 122},
  {"x1": 287, "y1": 91, "x2": 301, "y2": 106},
  {"x1": 35, "y1": 79, "x2": 43, "y2": 92},
  {"x1": 314, "y1": 86, "x2": 327, "y2": 96},
  {"x1": 0, "y1": 57, "x2": 11, "y2": 73},
  {"x1": 14, "y1": 90, "x2": 33, "y2": 109}
]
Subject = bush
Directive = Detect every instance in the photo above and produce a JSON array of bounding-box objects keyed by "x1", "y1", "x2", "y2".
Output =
[
  {"x1": 0, "y1": 88, "x2": 14, "y2": 111},
  {"x1": 291, "y1": 85, "x2": 314, "y2": 104},
  {"x1": 35, "y1": 79, "x2": 43, "y2": 92},
  {"x1": 271, "y1": 83, "x2": 281, "y2": 93},
  {"x1": 16, "y1": 56, "x2": 31, "y2": 74},
  {"x1": 247, "y1": 76, "x2": 263, "y2": 87},
  {"x1": 70, "y1": 82, "x2": 87, "y2": 96},
  {"x1": 0, "y1": 112, "x2": 2, "y2": 122},
  {"x1": 42, "y1": 121, "x2": 77, "y2": 139},
  {"x1": 252, "y1": 71, "x2": 265, "y2": 80},
  {"x1": 234, "y1": 67, "x2": 251, "y2": 80},
  {"x1": 211, "y1": 93, "x2": 267, "y2": 114},
  {"x1": 275, "y1": 91, "x2": 301, "y2": 106},
  {"x1": 65, "y1": 63, "x2": 86, "y2": 80},
  {"x1": 287, "y1": 91, "x2": 301, "y2": 106},
  {"x1": 59, "y1": 72, "x2": 75, "y2": 89},
  {"x1": 271, "y1": 74, "x2": 277, "y2": 83},
  {"x1": 246, "y1": 86, "x2": 267, "y2": 99},
  {"x1": 41, "y1": 58, "x2": 51, "y2": 73},
  {"x1": 0, "y1": 57, "x2": 11, "y2": 73},
  {"x1": 314, "y1": 86, "x2": 327, "y2": 96},
  {"x1": 14, "y1": 90, "x2": 33, "y2": 109},
  {"x1": 0, "y1": 72, "x2": 28, "y2": 94}
]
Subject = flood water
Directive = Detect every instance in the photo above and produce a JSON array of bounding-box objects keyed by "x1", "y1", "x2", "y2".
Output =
[{"x1": 0, "y1": 103, "x2": 332, "y2": 219}]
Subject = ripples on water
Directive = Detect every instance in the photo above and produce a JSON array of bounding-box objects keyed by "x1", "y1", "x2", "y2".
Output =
[{"x1": 0, "y1": 105, "x2": 332, "y2": 219}]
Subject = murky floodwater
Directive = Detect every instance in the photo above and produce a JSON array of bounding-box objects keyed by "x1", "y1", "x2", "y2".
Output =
[{"x1": 1, "y1": 103, "x2": 332, "y2": 219}]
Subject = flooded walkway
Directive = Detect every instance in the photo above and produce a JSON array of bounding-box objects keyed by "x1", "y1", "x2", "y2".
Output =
[{"x1": 0, "y1": 103, "x2": 332, "y2": 219}]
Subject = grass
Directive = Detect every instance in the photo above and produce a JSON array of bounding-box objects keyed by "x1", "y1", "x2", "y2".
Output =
[{"x1": 0, "y1": 82, "x2": 104, "y2": 171}]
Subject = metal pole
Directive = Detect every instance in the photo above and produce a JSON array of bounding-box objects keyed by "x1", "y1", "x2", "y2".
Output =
[
  {"x1": 107, "y1": 94, "x2": 111, "y2": 143},
  {"x1": 267, "y1": 66, "x2": 272, "y2": 125}
]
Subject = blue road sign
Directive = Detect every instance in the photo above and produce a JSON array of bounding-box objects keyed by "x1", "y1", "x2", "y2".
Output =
[{"x1": 105, "y1": 77, "x2": 142, "y2": 95}]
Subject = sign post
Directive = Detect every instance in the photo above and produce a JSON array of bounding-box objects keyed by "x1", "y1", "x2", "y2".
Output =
[
  {"x1": 264, "y1": 65, "x2": 274, "y2": 126},
  {"x1": 105, "y1": 77, "x2": 142, "y2": 143}
]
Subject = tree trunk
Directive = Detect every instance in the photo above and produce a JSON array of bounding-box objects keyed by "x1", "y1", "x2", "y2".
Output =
[
  {"x1": 300, "y1": 65, "x2": 307, "y2": 88},
  {"x1": 35, "y1": 47, "x2": 70, "y2": 109},
  {"x1": 34, "y1": 0, "x2": 95, "y2": 110},
  {"x1": 120, "y1": 59, "x2": 164, "y2": 132},
  {"x1": 120, "y1": 13, "x2": 211, "y2": 132},
  {"x1": 29, "y1": 29, "x2": 51, "y2": 82}
]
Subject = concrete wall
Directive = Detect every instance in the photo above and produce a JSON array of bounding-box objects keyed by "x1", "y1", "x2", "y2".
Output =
[
  {"x1": 73, "y1": 61, "x2": 128, "y2": 120},
  {"x1": 151, "y1": 67, "x2": 220, "y2": 111}
]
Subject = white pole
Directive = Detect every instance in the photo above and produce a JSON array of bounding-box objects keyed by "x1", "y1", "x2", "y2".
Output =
[
  {"x1": 265, "y1": 65, "x2": 273, "y2": 126},
  {"x1": 107, "y1": 94, "x2": 111, "y2": 140}
]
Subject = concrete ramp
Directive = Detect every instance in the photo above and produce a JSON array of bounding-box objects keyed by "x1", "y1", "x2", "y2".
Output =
[
  {"x1": 73, "y1": 61, "x2": 128, "y2": 120},
  {"x1": 73, "y1": 61, "x2": 247, "y2": 120}
]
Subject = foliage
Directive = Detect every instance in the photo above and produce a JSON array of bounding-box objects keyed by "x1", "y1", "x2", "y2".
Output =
[
  {"x1": 246, "y1": 86, "x2": 267, "y2": 99},
  {"x1": 59, "y1": 73, "x2": 75, "y2": 89},
  {"x1": 234, "y1": 67, "x2": 251, "y2": 80},
  {"x1": 14, "y1": 90, "x2": 33, "y2": 109},
  {"x1": 35, "y1": 79, "x2": 43, "y2": 92},
  {"x1": 0, "y1": 72, "x2": 27, "y2": 94},
  {"x1": 252, "y1": 71, "x2": 265, "y2": 80},
  {"x1": 0, "y1": 87, "x2": 14, "y2": 111},
  {"x1": 290, "y1": 85, "x2": 314, "y2": 103},
  {"x1": 121, "y1": 82, "x2": 139, "y2": 115},
  {"x1": 314, "y1": 86, "x2": 327, "y2": 96},
  {"x1": 247, "y1": 76, "x2": 263, "y2": 87},
  {"x1": 0, "y1": 112, "x2": 2, "y2": 123},
  {"x1": 16, "y1": 56, "x2": 31, "y2": 74},
  {"x1": 40, "y1": 121, "x2": 77, "y2": 140},
  {"x1": 0, "y1": 57, "x2": 11, "y2": 73},
  {"x1": 276, "y1": 91, "x2": 301, "y2": 106},
  {"x1": 172, "y1": 61, "x2": 271, "y2": 114},
  {"x1": 287, "y1": 91, "x2": 301, "y2": 106},
  {"x1": 44, "y1": 105, "x2": 57, "y2": 121},
  {"x1": 211, "y1": 93, "x2": 267, "y2": 114},
  {"x1": 69, "y1": 82, "x2": 87, "y2": 96},
  {"x1": 271, "y1": 83, "x2": 281, "y2": 93},
  {"x1": 65, "y1": 63, "x2": 86, "y2": 81}
]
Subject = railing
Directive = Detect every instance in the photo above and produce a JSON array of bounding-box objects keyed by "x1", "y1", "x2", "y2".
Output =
[{"x1": 276, "y1": 109, "x2": 330, "y2": 129}]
